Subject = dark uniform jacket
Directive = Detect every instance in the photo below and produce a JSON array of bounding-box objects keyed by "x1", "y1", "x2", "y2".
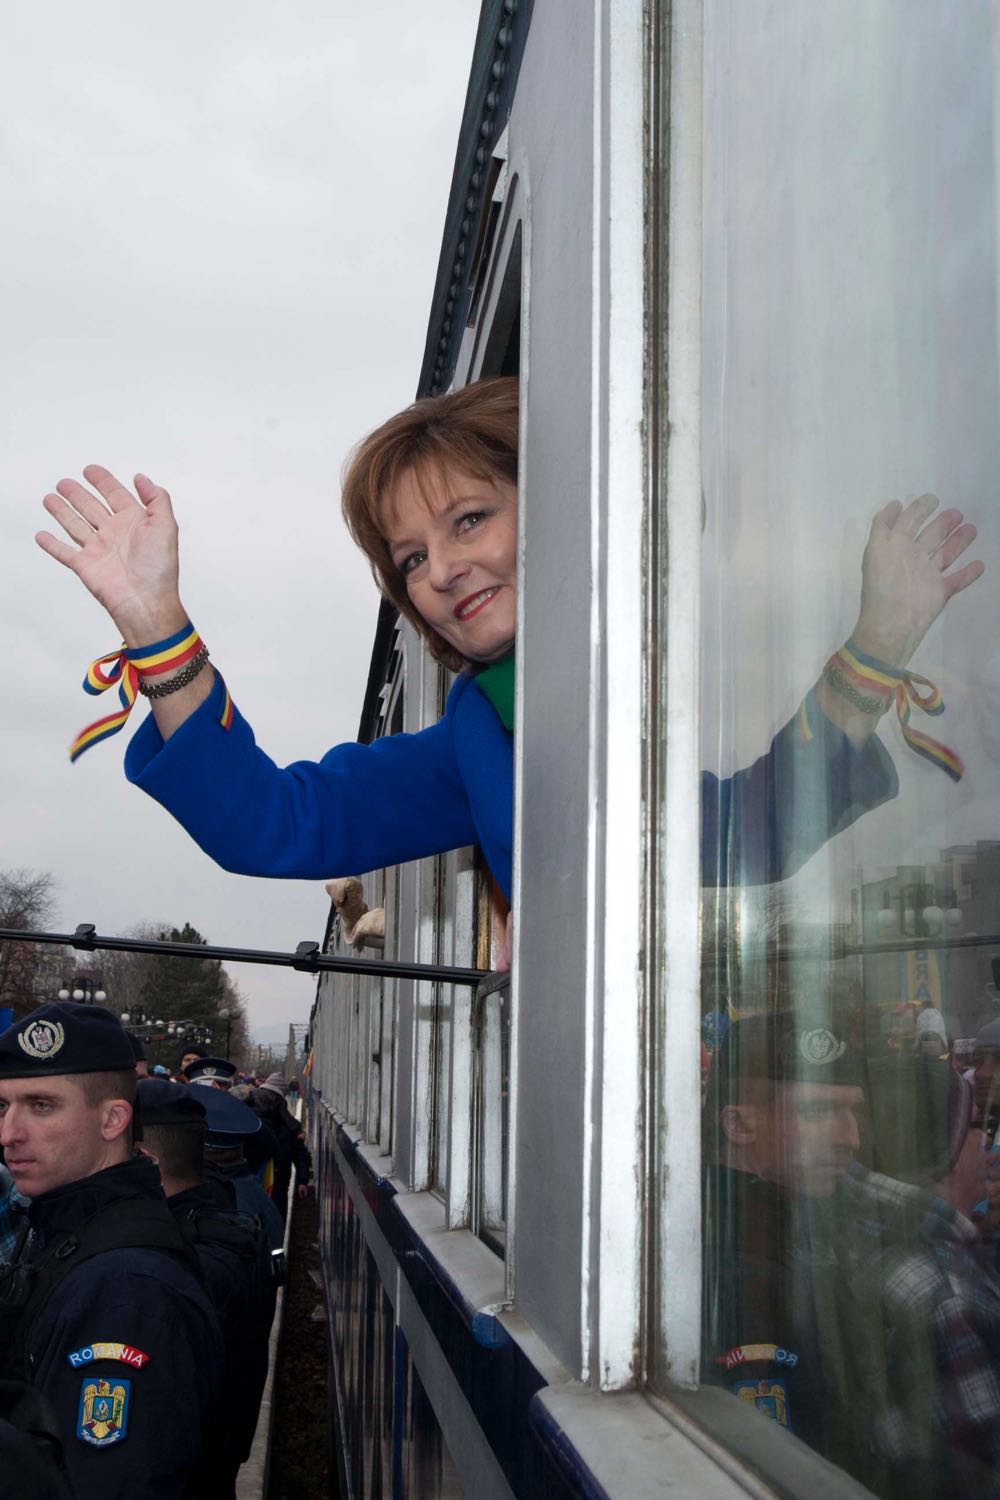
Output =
[
  {"x1": 1, "y1": 1156, "x2": 224, "y2": 1500},
  {"x1": 168, "y1": 1177, "x2": 277, "y2": 1497},
  {"x1": 248, "y1": 1089, "x2": 311, "y2": 1223},
  {"x1": 211, "y1": 1159, "x2": 285, "y2": 1251}
]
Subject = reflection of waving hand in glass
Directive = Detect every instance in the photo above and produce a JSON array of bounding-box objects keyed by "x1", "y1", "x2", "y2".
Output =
[
  {"x1": 701, "y1": 494, "x2": 985, "y2": 887},
  {"x1": 817, "y1": 494, "x2": 984, "y2": 749}
]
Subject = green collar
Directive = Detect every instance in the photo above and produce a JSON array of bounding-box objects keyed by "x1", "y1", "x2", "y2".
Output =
[{"x1": 474, "y1": 651, "x2": 515, "y2": 732}]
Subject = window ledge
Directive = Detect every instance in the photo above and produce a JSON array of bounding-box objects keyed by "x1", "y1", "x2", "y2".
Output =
[{"x1": 394, "y1": 1189, "x2": 511, "y2": 1348}]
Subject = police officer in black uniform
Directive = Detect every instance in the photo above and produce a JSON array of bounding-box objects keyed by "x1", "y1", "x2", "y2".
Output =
[
  {"x1": 0, "y1": 1003, "x2": 224, "y2": 1500},
  {"x1": 203, "y1": 1096, "x2": 284, "y2": 1253},
  {"x1": 138, "y1": 1079, "x2": 278, "y2": 1497}
]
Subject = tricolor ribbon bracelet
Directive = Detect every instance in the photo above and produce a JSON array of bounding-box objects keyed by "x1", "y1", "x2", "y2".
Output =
[
  {"x1": 69, "y1": 621, "x2": 232, "y2": 763},
  {"x1": 820, "y1": 638, "x2": 964, "y2": 782}
]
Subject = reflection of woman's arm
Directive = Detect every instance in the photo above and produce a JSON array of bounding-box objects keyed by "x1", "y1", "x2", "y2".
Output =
[
  {"x1": 703, "y1": 495, "x2": 983, "y2": 885},
  {"x1": 701, "y1": 703, "x2": 898, "y2": 887},
  {"x1": 817, "y1": 494, "x2": 982, "y2": 749}
]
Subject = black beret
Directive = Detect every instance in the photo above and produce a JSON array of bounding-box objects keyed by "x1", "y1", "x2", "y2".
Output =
[
  {"x1": 0, "y1": 1003, "x2": 134, "y2": 1079},
  {"x1": 712, "y1": 1009, "x2": 865, "y2": 1098},
  {"x1": 185, "y1": 1056, "x2": 236, "y2": 1085},
  {"x1": 136, "y1": 1079, "x2": 207, "y2": 1127}
]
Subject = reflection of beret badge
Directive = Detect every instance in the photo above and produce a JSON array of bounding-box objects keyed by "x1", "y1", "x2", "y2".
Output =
[
  {"x1": 798, "y1": 1027, "x2": 846, "y2": 1066},
  {"x1": 18, "y1": 1020, "x2": 66, "y2": 1060}
]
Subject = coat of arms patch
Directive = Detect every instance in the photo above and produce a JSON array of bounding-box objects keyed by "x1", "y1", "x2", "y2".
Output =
[{"x1": 76, "y1": 1377, "x2": 131, "y2": 1446}]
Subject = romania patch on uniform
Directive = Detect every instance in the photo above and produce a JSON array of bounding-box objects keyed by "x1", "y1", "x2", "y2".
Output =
[
  {"x1": 733, "y1": 1377, "x2": 790, "y2": 1428},
  {"x1": 67, "y1": 1341, "x2": 149, "y2": 1370},
  {"x1": 76, "y1": 1377, "x2": 131, "y2": 1446}
]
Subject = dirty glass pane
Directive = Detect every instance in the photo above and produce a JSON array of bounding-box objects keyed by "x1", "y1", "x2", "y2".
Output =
[{"x1": 696, "y1": 3, "x2": 1000, "y2": 1493}]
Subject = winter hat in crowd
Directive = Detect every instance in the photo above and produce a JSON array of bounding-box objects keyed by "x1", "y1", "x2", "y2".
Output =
[
  {"x1": 915, "y1": 1007, "x2": 948, "y2": 1049},
  {"x1": 974, "y1": 1017, "x2": 1000, "y2": 1051},
  {"x1": 260, "y1": 1072, "x2": 288, "y2": 1096}
]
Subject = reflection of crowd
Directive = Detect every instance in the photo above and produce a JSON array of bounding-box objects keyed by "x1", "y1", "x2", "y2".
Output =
[{"x1": 703, "y1": 999, "x2": 1000, "y2": 1497}]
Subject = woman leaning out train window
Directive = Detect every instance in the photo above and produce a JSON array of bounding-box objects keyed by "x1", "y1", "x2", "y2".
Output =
[{"x1": 36, "y1": 376, "x2": 983, "y2": 955}]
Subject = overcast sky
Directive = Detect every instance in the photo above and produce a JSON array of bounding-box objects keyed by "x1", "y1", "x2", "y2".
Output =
[{"x1": 1, "y1": 2, "x2": 480, "y2": 1040}]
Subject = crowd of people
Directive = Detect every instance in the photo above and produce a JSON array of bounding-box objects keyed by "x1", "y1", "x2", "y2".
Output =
[
  {"x1": 0, "y1": 1001, "x2": 312, "y2": 1499},
  {"x1": 702, "y1": 995, "x2": 1000, "y2": 1498}
]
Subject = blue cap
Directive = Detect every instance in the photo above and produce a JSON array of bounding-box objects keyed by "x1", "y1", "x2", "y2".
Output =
[
  {"x1": 197, "y1": 1086, "x2": 262, "y2": 1146},
  {"x1": 137, "y1": 1079, "x2": 206, "y2": 1126},
  {"x1": 0, "y1": 1003, "x2": 133, "y2": 1079},
  {"x1": 185, "y1": 1056, "x2": 236, "y2": 1086}
]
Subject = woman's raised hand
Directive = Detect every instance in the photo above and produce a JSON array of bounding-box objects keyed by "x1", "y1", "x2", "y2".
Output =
[
  {"x1": 852, "y1": 493, "x2": 985, "y2": 668},
  {"x1": 36, "y1": 466, "x2": 186, "y2": 646}
]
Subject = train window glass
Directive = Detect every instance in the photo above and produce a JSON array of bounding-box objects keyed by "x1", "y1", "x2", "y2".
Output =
[
  {"x1": 430, "y1": 983, "x2": 448, "y2": 1194},
  {"x1": 471, "y1": 972, "x2": 510, "y2": 1258},
  {"x1": 479, "y1": 221, "x2": 521, "y2": 382},
  {"x1": 466, "y1": 136, "x2": 508, "y2": 327},
  {"x1": 690, "y1": 3, "x2": 1000, "y2": 1492},
  {"x1": 425, "y1": 660, "x2": 450, "y2": 1197},
  {"x1": 379, "y1": 862, "x2": 399, "y2": 1157}
]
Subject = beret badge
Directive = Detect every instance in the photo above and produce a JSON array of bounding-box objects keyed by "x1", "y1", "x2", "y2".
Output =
[
  {"x1": 18, "y1": 1019, "x2": 66, "y2": 1060},
  {"x1": 798, "y1": 1027, "x2": 846, "y2": 1066}
]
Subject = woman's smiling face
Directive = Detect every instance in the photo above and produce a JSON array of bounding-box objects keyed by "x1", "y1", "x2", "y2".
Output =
[{"x1": 383, "y1": 463, "x2": 517, "y2": 665}]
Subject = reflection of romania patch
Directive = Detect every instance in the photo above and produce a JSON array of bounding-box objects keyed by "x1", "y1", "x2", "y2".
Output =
[
  {"x1": 733, "y1": 1378, "x2": 790, "y2": 1428},
  {"x1": 76, "y1": 1377, "x2": 131, "y2": 1446},
  {"x1": 717, "y1": 1343, "x2": 799, "y2": 1370}
]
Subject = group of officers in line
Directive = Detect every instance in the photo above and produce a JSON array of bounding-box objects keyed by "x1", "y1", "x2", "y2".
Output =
[{"x1": 0, "y1": 1001, "x2": 304, "y2": 1499}]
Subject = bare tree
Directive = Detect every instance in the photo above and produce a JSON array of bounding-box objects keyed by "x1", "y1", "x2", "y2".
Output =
[
  {"x1": 95, "y1": 922, "x2": 164, "y2": 1019},
  {"x1": 0, "y1": 869, "x2": 57, "y2": 1020}
]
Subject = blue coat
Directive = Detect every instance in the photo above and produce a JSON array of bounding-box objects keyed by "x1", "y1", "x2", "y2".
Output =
[{"x1": 125, "y1": 671, "x2": 897, "y2": 901}]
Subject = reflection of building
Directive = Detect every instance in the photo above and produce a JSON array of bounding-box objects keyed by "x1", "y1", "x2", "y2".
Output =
[{"x1": 855, "y1": 841, "x2": 1000, "y2": 1041}]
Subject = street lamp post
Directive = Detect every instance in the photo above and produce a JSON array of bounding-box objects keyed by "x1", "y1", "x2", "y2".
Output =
[
  {"x1": 58, "y1": 974, "x2": 107, "y2": 1005},
  {"x1": 167, "y1": 1019, "x2": 215, "y2": 1060},
  {"x1": 875, "y1": 882, "x2": 963, "y2": 941}
]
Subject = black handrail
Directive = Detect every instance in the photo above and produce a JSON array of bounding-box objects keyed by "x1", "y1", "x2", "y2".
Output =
[{"x1": 0, "y1": 924, "x2": 490, "y2": 988}]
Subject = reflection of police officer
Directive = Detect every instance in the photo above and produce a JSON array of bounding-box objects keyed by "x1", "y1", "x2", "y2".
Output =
[
  {"x1": 0, "y1": 1003, "x2": 224, "y2": 1500},
  {"x1": 139, "y1": 1079, "x2": 278, "y2": 1497},
  {"x1": 703, "y1": 1010, "x2": 866, "y2": 1461}
]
